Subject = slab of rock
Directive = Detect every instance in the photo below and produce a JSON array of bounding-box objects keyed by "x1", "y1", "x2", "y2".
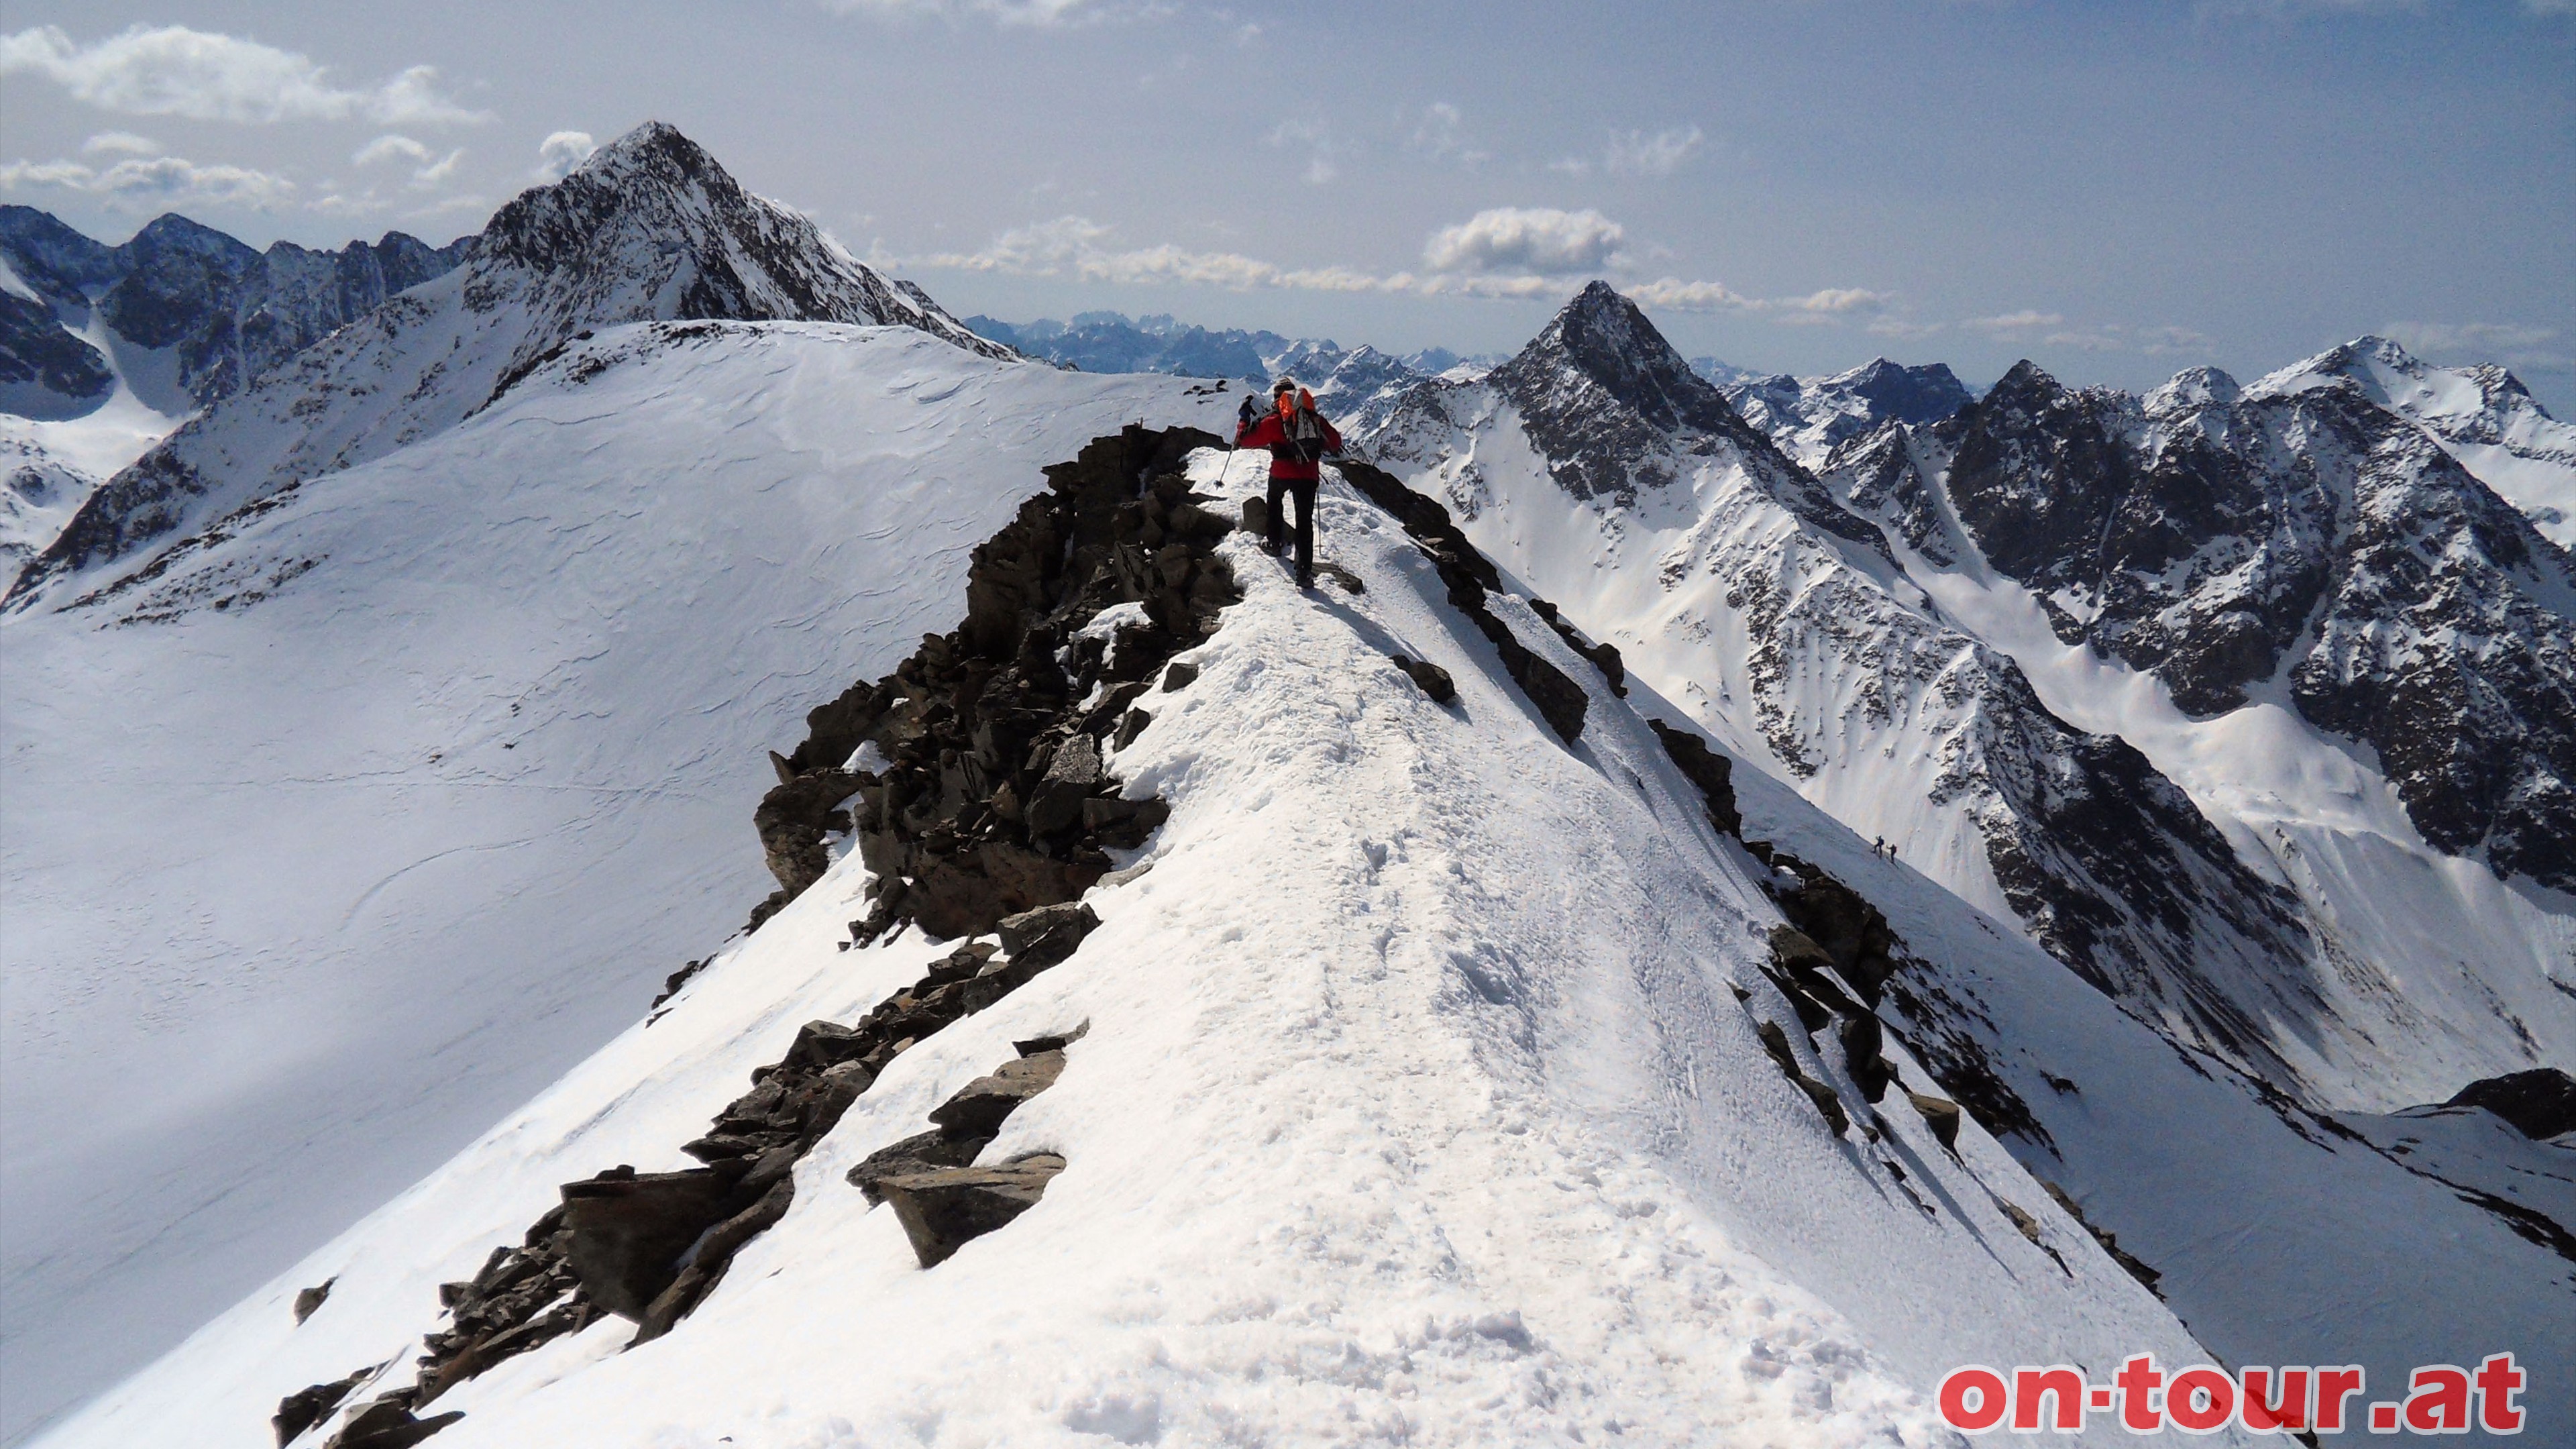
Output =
[
  {"x1": 847, "y1": 1128, "x2": 993, "y2": 1205},
  {"x1": 322, "y1": 1400, "x2": 463, "y2": 1449},
  {"x1": 557, "y1": 1167, "x2": 743, "y2": 1321},
  {"x1": 292, "y1": 1277, "x2": 334, "y2": 1325},
  {"x1": 1909, "y1": 1092, "x2": 1964, "y2": 1152},
  {"x1": 928, "y1": 1050, "x2": 1067, "y2": 1138},
  {"x1": 997, "y1": 901, "x2": 1101, "y2": 968},
  {"x1": 881, "y1": 1155, "x2": 1069, "y2": 1267},
  {"x1": 1161, "y1": 659, "x2": 1199, "y2": 691},
  {"x1": 1388, "y1": 653, "x2": 1456, "y2": 704},
  {"x1": 274, "y1": 1370, "x2": 365, "y2": 1446}
]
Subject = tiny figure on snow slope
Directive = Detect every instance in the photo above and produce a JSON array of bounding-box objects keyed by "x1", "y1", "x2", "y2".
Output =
[{"x1": 1235, "y1": 377, "x2": 1343, "y2": 590}]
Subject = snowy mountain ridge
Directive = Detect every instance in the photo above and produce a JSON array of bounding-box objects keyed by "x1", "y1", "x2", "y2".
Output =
[
  {"x1": 8, "y1": 121, "x2": 2574, "y2": 1446},
  {"x1": 3, "y1": 121, "x2": 1008, "y2": 614}
]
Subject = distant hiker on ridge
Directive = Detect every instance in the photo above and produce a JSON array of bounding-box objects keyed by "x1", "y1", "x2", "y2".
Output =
[{"x1": 1235, "y1": 378, "x2": 1342, "y2": 590}]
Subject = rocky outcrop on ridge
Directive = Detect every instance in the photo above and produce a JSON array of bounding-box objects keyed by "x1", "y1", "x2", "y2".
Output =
[{"x1": 284, "y1": 425, "x2": 1228, "y2": 1448}]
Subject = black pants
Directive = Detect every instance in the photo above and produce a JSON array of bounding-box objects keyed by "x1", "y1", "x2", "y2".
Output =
[{"x1": 1267, "y1": 476, "x2": 1318, "y2": 579}]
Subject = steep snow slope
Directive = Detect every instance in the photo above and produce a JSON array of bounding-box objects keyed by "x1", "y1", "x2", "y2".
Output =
[
  {"x1": 2263, "y1": 336, "x2": 2576, "y2": 549},
  {"x1": 6, "y1": 121, "x2": 1006, "y2": 612},
  {"x1": 0, "y1": 321, "x2": 1232, "y2": 1446},
  {"x1": 1367, "y1": 287, "x2": 2331, "y2": 1102},
  {"x1": 43, "y1": 449, "x2": 2230, "y2": 1449}
]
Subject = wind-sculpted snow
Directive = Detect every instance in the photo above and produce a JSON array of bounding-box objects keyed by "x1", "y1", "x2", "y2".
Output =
[
  {"x1": 1367, "y1": 286, "x2": 2322, "y2": 1095},
  {"x1": 5, "y1": 121, "x2": 1006, "y2": 612},
  {"x1": 0, "y1": 321, "x2": 1239, "y2": 1444}
]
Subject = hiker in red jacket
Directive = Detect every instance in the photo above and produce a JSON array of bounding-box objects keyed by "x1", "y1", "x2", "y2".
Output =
[{"x1": 1235, "y1": 378, "x2": 1342, "y2": 589}]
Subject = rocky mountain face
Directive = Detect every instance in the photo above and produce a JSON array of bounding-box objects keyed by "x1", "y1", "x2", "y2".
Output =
[
  {"x1": 5, "y1": 121, "x2": 1010, "y2": 612},
  {"x1": 0, "y1": 436, "x2": 92, "y2": 568},
  {"x1": 1363, "y1": 282, "x2": 2332, "y2": 1094},
  {"x1": 1720, "y1": 358, "x2": 1974, "y2": 468},
  {"x1": 0, "y1": 205, "x2": 473, "y2": 417},
  {"x1": 1866, "y1": 352, "x2": 2576, "y2": 894}
]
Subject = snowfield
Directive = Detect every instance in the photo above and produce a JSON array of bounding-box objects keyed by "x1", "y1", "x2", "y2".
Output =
[{"x1": 0, "y1": 321, "x2": 1234, "y2": 1445}]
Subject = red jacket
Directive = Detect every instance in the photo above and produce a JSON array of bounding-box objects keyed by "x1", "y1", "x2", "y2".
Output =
[{"x1": 1236, "y1": 407, "x2": 1342, "y2": 482}]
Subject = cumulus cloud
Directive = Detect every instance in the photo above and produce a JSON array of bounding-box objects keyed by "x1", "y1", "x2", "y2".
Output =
[
  {"x1": 354, "y1": 133, "x2": 431, "y2": 166},
  {"x1": 0, "y1": 152, "x2": 294, "y2": 210},
  {"x1": 80, "y1": 130, "x2": 157, "y2": 156},
  {"x1": 1423, "y1": 207, "x2": 1626, "y2": 275},
  {"x1": 533, "y1": 130, "x2": 597, "y2": 182},
  {"x1": 1605, "y1": 125, "x2": 1703, "y2": 176},
  {"x1": 0, "y1": 25, "x2": 484, "y2": 125},
  {"x1": 913, "y1": 211, "x2": 1889, "y2": 325}
]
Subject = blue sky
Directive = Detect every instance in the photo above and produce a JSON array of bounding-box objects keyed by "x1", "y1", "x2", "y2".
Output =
[{"x1": 0, "y1": 0, "x2": 2567, "y2": 404}]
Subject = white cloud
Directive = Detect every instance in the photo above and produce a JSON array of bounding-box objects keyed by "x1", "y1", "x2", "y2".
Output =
[
  {"x1": 411, "y1": 148, "x2": 465, "y2": 187},
  {"x1": 1605, "y1": 125, "x2": 1703, "y2": 177},
  {"x1": 80, "y1": 130, "x2": 157, "y2": 156},
  {"x1": 533, "y1": 130, "x2": 597, "y2": 182},
  {"x1": 1423, "y1": 207, "x2": 1626, "y2": 275},
  {"x1": 0, "y1": 152, "x2": 294, "y2": 210},
  {"x1": 0, "y1": 25, "x2": 484, "y2": 125},
  {"x1": 1964, "y1": 309, "x2": 2064, "y2": 334},
  {"x1": 913, "y1": 213, "x2": 1888, "y2": 326},
  {"x1": 354, "y1": 133, "x2": 431, "y2": 167}
]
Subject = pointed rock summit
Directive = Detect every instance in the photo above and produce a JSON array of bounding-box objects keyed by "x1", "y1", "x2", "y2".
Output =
[{"x1": 9, "y1": 122, "x2": 1010, "y2": 611}]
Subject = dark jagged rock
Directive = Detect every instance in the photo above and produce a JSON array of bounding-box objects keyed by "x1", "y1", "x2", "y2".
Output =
[
  {"x1": 1389, "y1": 653, "x2": 1456, "y2": 703},
  {"x1": 928, "y1": 1050, "x2": 1067, "y2": 1138},
  {"x1": 274, "y1": 1370, "x2": 366, "y2": 1446},
  {"x1": 1161, "y1": 659, "x2": 1199, "y2": 691},
  {"x1": 847, "y1": 1130, "x2": 991, "y2": 1206},
  {"x1": 881, "y1": 1156, "x2": 1069, "y2": 1269},
  {"x1": 292, "y1": 1277, "x2": 335, "y2": 1325},
  {"x1": 754, "y1": 767, "x2": 859, "y2": 899},
  {"x1": 1647, "y1": 720, "x2": 1741, "y2": 840},
  {"x1": 558, "y1": 1167, "x2": 745, "y2": 1321},
  {"x1": 1909, "y1": 1092, "x2": 1963, "y2": 1152},
  {"x1": 2446, "y1": 1069, "x2": 2576, "y2": 1140},
  {"x1": 321, "y1": 1401, "x2": 464, "y2": 1449},
  {"x1": 1753, "y1": 1018, "x2": 1849, "y2": 1136},
  {"x1": 1335, "y1": 459, "x2": 1588, "y2": 743},
  {"x1": 345, "y1": 429, "x2": 1218, "y2": 1409}
]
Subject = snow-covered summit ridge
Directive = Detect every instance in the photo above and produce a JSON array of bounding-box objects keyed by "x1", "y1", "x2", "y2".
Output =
[
  {"x1": 2251, "y1": 334, "x2": 2576, "y2": 548},
  {"x1": 4, "y1": 121, "x2": 1007, "y2": 613}
]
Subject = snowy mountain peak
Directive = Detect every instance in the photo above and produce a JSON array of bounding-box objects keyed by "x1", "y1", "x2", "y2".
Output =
[
  {"x1": 2143, "y1": 364, "x2": 2240, "y2": 416},
  {"x1": 1500, "y1": 279, "x2": 1741, "y2": 439},
  {"x1": 1720, "y1": 357, "x2": 1972, "y2": 468},
  {"x1": 2251, "y1": 335, "x2": 2576, "y2": 547},
  {"x1": 7, "y1": 122, "x2": 1010, "y2": 612}
]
